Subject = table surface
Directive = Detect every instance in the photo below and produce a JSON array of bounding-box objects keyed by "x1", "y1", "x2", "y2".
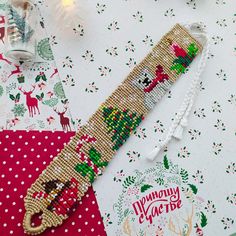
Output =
[{"x1": 1, "y1": 0, "x2": 236, "y2": 235}]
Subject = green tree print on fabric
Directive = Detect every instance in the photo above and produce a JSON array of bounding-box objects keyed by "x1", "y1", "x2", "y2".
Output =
[{"x1": 102, "y1": 107, "x2": 144, "y2": 151}]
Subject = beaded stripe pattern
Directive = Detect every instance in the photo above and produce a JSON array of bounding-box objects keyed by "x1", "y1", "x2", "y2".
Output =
[{"x1": 23, "y1": 24, "x2": 202, "y2": 235}]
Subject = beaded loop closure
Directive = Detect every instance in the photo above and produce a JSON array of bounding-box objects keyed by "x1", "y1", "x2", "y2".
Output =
[{"x1": 23, "y1": 24, "x2": 203, "y2": 235}]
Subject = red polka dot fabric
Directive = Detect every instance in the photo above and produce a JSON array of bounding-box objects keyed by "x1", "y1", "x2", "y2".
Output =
[{"x1": 0, "y1": 130, "x2": 106, "y2": 236}]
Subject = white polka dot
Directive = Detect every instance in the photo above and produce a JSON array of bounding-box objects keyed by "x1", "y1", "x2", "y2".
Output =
[
  {"x1": 23, "y1": 155, "x2": 27, "y2": 158},
  {"x1": 14, "y1": 188, "x2": 17, "y2": 192},
  {"x1": 92, "y1": 200, "x2": 95, "y2": 204},
  {"x1": 91, "y1": 228, "x2": 94, "y2": 232},
  {"x1": 19, "y1": 208, "x2": 22, "y2": 212},
  {"x1": 28, "y1": 174, "x2": 32, "y2": 178},
  {"x1": 30, "y1": 161, "x2": 33, "y2": 165},
  {"x1": 43, "y1": 161, "x2": 46, "y2": 165},
  {"x1": 1, "y1": 174, "x2": 5, "y2": 178},
  {"x1": 58, "y1": 136, "x2": 61, "y2": 139},
  {"x1": 85, "y1": 208, "x2": 88, "y2": 211},
  {"x1": 32, "y1": 136, "x2": 35, "y2": 139},
  {"x1": 21, "y1": 181, "x2": 24, "y2": 185},
  {"x1": 31, "y1": 148, "x2": 34, "y2": 152},
  {"x1": 10, "y1": 230, "x2": 13, "y2": 234},
  {"x1": 78, "y1": 215, "x2": 82, "y2": 218},
  {"x1": 22, "y1": 168, "x2": 26, "y2": 171},
  {"x1": 9, "y1": 168, "x2": 12, "y2": 171},
  {"x1": 98, "y1": 221, "x2": 101, "y2": 225},
  {"x1": 16, "y1": 161, "x2": 20, "y2": 165},
  {"x1": 7, "y1": 181, "x2": 11, "y2": 185},
  {"x1": 2, "y1": 161, "x2": 6, "y2": 165},
  {"x1": 86, "y1": 194, "x2": 89, "y2": 197},
  {"x1": 65, "y1": 229, "x2": 68, "y2": 233},
  {"x1": 11, "y1": 216, "x2": 15, "y2": 220},
  {"x1": 11, "y1": 141, "x2": 15, "y2": 145},
  {"x1": 17, "y1": 148, "x2": 21, "y2": 152},
  {"x1": 51, "y1": 142, "x2": 54, "y2": 146},
  {"x1": 91, "y1": 214, "x2": 95, "y2": 218},
  {"x1": 10, "y1": 154, "x2": 14, "y2": 158},
  {"x1": 0, "y1": 202, "x2": 2, "y2": 206},
  {"x1": 85, "y1": 221, "x2": 88, "y2": 225},
  {"x1": 20, "y1": 195, "x2": 23, "y2": 199},
  {"x1": 78, "y1": 229, "x2": 81, "y2": 232},
  {"x1": 71, "y1": 222, "x2": 75, "y2": 225},
  {"x1": 12, "y1": 202, "x2": 16, "y2": 205},
  {"x1": 15, "y1": 174, "x2": 18, "y2": 178},
  {"x1": 6, "y1": 195, "x2": 10, "y2": 199},
  {"x1": 0, "y1": 188, "x2": 3, "y2": 192},
  {"x1": 37, "y1": 154, "x2": 40, "y2": 158},
  {"x1": 45, "y1": 136, "x2": 48, "y2": 139},
  {"x1": 5, "y1": 208, "x2": 8, "y2": 212},
  {"x1": 17, "y1": 223, "x2": 21, "y2": 227},
  {"x1": 38, "y1": 142, "x2": 41, "y2": 145},
  {"x1": 19, "y1": 135, "x2": 22, "y2": 139},
  {"x1": 25, "y1": 142, "x2": 28, "y2": 145},
  {"x1": 4, "y1": 148, "x2": 8, "y2": 151},
  {"x1": 3, "y1": 223, "x2": 7, "y2": 227},
  {"x1": 51, "y1": 229, "x2": 55, "y2": 233},
  {"x1": 35, "y1": 168, "x2": 39, "y2": 171},
  {"x1": 5, "y1": 135, "x2": 9, "y2": 138},
  {"x1": 44, "y1": 148, "x2": 47, "y2": 152}
]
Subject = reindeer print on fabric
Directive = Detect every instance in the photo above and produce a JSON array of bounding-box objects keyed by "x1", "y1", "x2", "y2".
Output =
[
  {"x1": 53, "y1": 106, "x2": 71, "y2": 131},
  {"x1": 18, "y1": 85, "x2": 40, "y2": 117},
  {"x1": 132, "y1": 65, "x2": 173, "y2": 110}
]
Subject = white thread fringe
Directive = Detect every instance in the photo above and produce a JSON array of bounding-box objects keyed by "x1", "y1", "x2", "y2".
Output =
[{"x1": 146, "y1": 22, "x2": 210, "y2": 161}]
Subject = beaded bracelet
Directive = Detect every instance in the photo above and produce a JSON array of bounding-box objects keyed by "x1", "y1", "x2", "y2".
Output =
[{"x1": 23, "y1": 23, "x2": 203, "y2": 235}]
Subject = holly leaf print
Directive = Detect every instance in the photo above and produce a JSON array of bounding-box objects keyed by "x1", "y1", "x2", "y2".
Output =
[
  {"x1": 163, "y1": 155, "x2": 169, "y2": 169},
  {"x1": 140, "y1": 184, "x2": 153, "y2": 193},
  {"x1": 180, "y1": 168, "x2": 189, "y2": 183},
  {"x1": 200, "y1": 212, "x2": 208, "y2": 228},
  {"x1": 188, "y1": 184, "x2": 198, "y2": 194}
]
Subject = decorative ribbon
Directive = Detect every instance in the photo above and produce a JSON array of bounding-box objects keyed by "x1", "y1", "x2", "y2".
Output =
[{"x1": 23, "y1": 23, "x2": 204, "y2": 234}]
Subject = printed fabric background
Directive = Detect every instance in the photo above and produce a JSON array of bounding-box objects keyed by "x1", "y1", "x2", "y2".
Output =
[
  {"x1": 11, "y1": 0, "x2": 236, "y2": 235},
  {"x1": 40, "y1": 0, "x2": 236, "y2": 235},
  {"x1": 0, "y1": 0, "x2": 75, "y2": 131}
]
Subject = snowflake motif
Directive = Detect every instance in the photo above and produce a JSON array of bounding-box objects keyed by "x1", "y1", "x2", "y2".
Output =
[
  {"x1": 214, "y1": 119, "x2": 226, "y2": 131},
  {"x1": 125, "y1": 41, "x2": 135, "y2": 52},
  {"x1": 216, "y1": 69, "x2": 227, "y2": 81},
  {"x1": 216, "y1": 19, "x2": 227, "y2": 27},
  {"x1": 228, "y1": 94, "x2": 236, "y2": 106},
  {"x1": 154, "y1": 120, "x2": 165, "y2": 133},
  {"x1": 186, "y1": 0, "x2": 197, "y2": 9},
  {"x1": 212, "y1": 36, "x2": 224, "y2": 45},
  {"x1": 205, "y1": 200, "x2": 216, "y2": 213},
  {"x1": 113, "y1": 169, "x2": 125, "y2": 182},
  {"x1": 62, "y1": 56, "x2": 74, "y2": 68},
  {"x1": 192, "y1": 170, "x2": 204, "y2": 184},
  {"x1": 212, "y1": 142, "x2": 223, "y2": 155},
  {"x1": 142, "y1": 35, "x2": 154, "y2": 46},
  {"x1": 85, "y1": 82, "x2": 99, "y2": 93},
  {"x1": 126, "y1": 58, "x2": 136, "y2": 68},
  {"x1": 221, "y1": 217, "x2": 234, "y2": 230},
  {"x1": 98, "y1": 66, "x2": 111, "y2": 77},
  {"x1": 73, "y1": 24, "x2": 84, "y2": 36},
  {"x1": 164, "y1": 8, "x2": 175, "y2": 17},
  {"x1": 106, "y1": 46, "x2": 118, "y2": 56},
  {"x1": 82, "y1": 50, "x2": 94, "y2": 62},
  {"x1": 216, "y1": 0, "x2": 226, "y2": 4},
  {"x1": 133, "y1": 11, "x2": 144, "y2": 22},
  {"x1": 134, "y1": 127, "x2": 147, "y2": 139},
  {"x1": 178, "y1": 146, "x2": 190, "y2": 158},
  {"x1": 96, "y1": 3, "x2": 106, "y2": 14},
  {"x1": 62, "y1": 74, "x2": 75, "y2": 87},
  {"x1": 126, "y1": 151, "x2": 141, "y2": 163},
  {"x1": 102, "y1": 213, "x2": 113, "y2": 227},
  {"x1": 107, "y1": 21, "x2": 120, "y2": 31},
  {"x1": 226, "y1": 162, "x2": 236, "y2": 174},
  {"x1": 49, "y1": 35, "x2": 58, "y2": 45},
  {"x1": 11, "y1": 103, "x2": 27, "y2": 117},
  {"x1": 212, "y1": 101, "x2": 222, "y2": 113},
  {"x1": 226, "y1": 193, "x2": 236, "y2": 205},
  {"x1": 194, "y1": 108, "x2": 206, "y2": 119},
  {"x1": 188, "y1": 129, "x2": 201, "y2": 140}
]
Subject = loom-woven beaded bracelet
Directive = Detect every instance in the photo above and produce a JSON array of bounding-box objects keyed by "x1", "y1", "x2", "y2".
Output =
[{"x1": 23, "y1": 23, "x2": 206, "y2": 235}]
